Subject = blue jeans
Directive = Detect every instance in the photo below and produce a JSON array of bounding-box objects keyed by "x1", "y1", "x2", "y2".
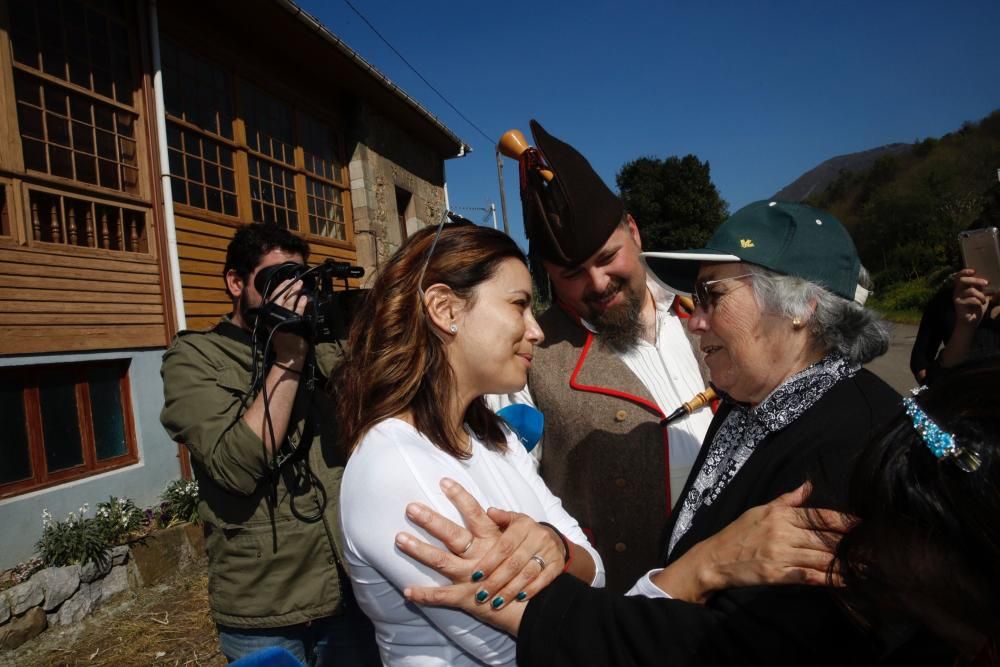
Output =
[{"x1": 218, "y1": 606, "x2": 379, "y2": 666}]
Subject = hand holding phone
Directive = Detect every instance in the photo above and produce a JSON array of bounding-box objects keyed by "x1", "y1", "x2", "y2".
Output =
[
  {"x1": 959, "y1": 227, "x2": 1000, "y2": 295},
  {"x1": 952, "y1": 268, "x2": 990, "y2": 327}
]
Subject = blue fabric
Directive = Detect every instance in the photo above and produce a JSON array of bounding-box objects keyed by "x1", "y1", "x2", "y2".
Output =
[
  {"x1": 498, "y1": 403, "x2": 545, "y2": 452},
  {"x1": 229, "y1": 646, "x2": 303, "y2": 667},
  {"x1": 219, "y1": 608, "x2": 379, "y2": 666}
]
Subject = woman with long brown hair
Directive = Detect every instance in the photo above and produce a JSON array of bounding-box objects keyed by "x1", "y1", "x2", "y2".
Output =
[{"x1": 335, "y1": 220, "x2": 603, "y2": 666}]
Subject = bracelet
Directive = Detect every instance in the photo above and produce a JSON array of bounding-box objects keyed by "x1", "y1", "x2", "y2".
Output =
[
  {"x1": 538, "y1": 521, "x2": 573, "y2": 573},
  {"x1": 274, "y1": 362, "x2": 302, "y2": 375}
]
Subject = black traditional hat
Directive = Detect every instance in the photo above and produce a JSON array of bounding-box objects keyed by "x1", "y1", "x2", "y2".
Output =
[{"x1": 523, "y1": 120, "x2": 624, "y2": 267}]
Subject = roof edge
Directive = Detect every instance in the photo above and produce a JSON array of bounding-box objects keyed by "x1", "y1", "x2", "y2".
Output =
[{"x1": 273, "y1": 0, "x2": 472, "y2": 158}]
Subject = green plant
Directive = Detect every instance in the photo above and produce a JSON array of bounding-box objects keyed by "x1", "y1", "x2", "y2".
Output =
[
  {"x1": 160, "y1": 479, "x2": 199, "y2": 526},
  {"x1": 33, "y1": 483, "x2": 199, "y2": 570},
  {"x1": 36, "y1": 506, "x2": 109, "y2": 568},
  {"x1": 95, "y1": 496, "x2": 143, "y2": 545}
]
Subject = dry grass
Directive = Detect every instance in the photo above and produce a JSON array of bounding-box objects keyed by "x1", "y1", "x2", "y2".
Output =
[{"x1": 8, "y1": 568, "x2": 225, "y2": 667}]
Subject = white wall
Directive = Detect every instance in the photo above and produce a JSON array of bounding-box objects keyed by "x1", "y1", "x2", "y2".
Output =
[{"x1": 0, "y1": 349, "x2": 181, "y2": 568}]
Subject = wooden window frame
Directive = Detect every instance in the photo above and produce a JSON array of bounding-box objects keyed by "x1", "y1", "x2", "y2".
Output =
[
  {"x1": 166, "y1": 117, "x2": 239, "y2": 220},
  {"x1": 7, "y1": 0, "x2": 148, "y2": 202},
  {"x1": 160, "y1": 38, "x2": 354, "y2": 247},
  {"x1": 0, "y1": 359, "x2": 140, "y2": 500},
  {"x1": 2, "y1": 0, "x2": 155, "y2": 255}
]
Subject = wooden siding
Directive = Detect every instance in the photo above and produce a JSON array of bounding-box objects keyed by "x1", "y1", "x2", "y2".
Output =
[
  {"x1": 0, "y1": 243, "x2": 168, "y2": 354},
  {"x1": 175, "y1": 211, "x2": 360, "y2": 331}
]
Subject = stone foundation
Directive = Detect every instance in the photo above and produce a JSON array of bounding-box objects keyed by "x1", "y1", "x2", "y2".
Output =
[{"x1": 0, "y1": 523, "x2": 205, "y2": 651}]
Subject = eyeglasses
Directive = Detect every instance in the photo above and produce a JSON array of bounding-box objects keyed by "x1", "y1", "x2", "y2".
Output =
[
  {"x1": 692, "y1": 273, "x2": 754, "y2": 311},
  {"x1": 416, "y1": 209, "x2": 454, "y2": 299}
]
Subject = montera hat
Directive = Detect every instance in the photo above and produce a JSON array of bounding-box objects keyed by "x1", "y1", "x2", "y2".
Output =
[
  {"x1": 641, "y1": 200, "x2": 870, "y2": 304},
  {"x1": 521, "y1": 120, "x2": 624, "y2": 266}
]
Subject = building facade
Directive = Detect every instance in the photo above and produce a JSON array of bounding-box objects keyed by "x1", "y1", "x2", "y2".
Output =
[{"x1": 0, "y1": 0, "x2": 466, "y2": 567}]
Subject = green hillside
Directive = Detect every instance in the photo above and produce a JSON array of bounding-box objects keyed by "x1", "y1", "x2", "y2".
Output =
[{"x1": 805, "y1": 110, "x2": 1000, "y2": 320}]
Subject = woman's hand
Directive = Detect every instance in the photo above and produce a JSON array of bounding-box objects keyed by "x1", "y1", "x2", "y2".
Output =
[
  {"x1": 396, "y1": 478, "x2": 564, "y2": 618},
  {"x1": 652, "y1": 483, "x2": 851, "y2": 603},
  {"x1": 952, "y1": 268, "x2": 990, "y2": 328},
  {"x1": 940, "y1": 269, "x2": 991, "y2": 368}
]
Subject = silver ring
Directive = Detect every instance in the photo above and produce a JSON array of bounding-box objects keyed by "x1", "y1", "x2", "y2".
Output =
[
  {"x1": 459, "y1": 538, "x2": 474, "y2": 555},
  {"x1": 529, "y1": 554, "x2": 547, "y2": 570}
]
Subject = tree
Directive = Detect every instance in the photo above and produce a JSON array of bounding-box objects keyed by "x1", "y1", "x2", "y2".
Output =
[{"x1": 616, "y1": 154, "x2": 729, "y2": 251}]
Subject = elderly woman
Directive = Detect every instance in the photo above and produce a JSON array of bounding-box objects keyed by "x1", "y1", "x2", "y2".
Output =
[{"x1": 396, "y1": 202, "x2": 946, "y2": 665}]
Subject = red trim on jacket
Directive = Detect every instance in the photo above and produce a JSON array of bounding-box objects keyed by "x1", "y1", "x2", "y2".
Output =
[{"x1": 558, "y1": 299, "x2": 674, "y2": 516}]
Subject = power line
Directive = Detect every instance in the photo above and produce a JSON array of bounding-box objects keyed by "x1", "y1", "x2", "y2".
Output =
[{"x1": 341, "y1": 0, "x2": 496, "y2": 146}]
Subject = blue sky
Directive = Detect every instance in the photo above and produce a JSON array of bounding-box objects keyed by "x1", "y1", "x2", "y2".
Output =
[{"x1": 298, "y1": 0, "x2": 1000, "y2": 248}]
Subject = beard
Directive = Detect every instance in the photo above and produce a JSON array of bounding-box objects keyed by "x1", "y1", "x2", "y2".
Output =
[
  {"x1": 237, "y1": 288, "x2": 261, "y2": 329},
  {"x1": 586, "y1": 278, "x2": 644, "y2": 353}
]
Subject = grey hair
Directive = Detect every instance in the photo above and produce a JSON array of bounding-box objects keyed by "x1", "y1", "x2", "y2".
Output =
[{"x1": 746, "y1": 264, "x2": 890, "y2": 365}]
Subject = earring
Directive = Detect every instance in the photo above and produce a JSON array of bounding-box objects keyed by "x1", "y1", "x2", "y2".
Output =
[
  {"x1": 449, "y1": 323, "x2": 458, "y2": 334},
  {"x1": 792, "y1": 317, "x2": 802, "y2": 328}
]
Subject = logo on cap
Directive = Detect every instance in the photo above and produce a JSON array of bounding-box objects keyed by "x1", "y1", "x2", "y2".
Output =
[{"x1": 740, "y1": 239, "x2": 755, "y2": 249}]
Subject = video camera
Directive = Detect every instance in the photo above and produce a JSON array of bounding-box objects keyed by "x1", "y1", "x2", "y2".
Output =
[{"x1": 247, "y1": 259, "x2": 365, "y2": 342}]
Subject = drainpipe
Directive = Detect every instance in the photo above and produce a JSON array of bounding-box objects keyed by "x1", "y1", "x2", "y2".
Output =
[{"x1": 149, "y1": 0, "x2": 186, "y2": 331}]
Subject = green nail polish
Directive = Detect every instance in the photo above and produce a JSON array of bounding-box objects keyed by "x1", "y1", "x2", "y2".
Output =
[
  {"x1": 516, "y1": 591, "x2": 528, "y2": 602},
  {"x1": 491, "y1": 596, "x2": 505, "y2": 609},
  {"x1": 471, "y1": 570, "x2": 484, "y2": 582},
  {"x1": 475, "y1": 589, "x2": 489, "y2": 604}
]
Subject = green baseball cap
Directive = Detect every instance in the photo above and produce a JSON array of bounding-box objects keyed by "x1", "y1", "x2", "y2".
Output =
[{"x1": 641, "y1": 200, "x2": 869, "y2": 304}]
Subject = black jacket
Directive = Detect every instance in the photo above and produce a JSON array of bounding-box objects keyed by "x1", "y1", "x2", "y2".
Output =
[{"x1": 516, "y1": 370, "x2": 951, "y2": 666}]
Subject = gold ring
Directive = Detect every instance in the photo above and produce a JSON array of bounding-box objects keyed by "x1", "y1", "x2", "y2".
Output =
[
  {"x1": 460, "y1": 538, "x2": 474, "y2": 555},
  {"x1": 529, "y1": 554, "x2": 547, "y2": 570}
]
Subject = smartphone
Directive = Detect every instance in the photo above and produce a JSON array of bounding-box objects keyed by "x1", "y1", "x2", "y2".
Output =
[{"x1": 959, "y1": 227, "x2": 1000, "y2": 295}]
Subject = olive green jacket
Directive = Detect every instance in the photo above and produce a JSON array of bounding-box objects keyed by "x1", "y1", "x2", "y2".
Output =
[{"x1": 160, "y1": 317, "x2": 347, "y2": 629}]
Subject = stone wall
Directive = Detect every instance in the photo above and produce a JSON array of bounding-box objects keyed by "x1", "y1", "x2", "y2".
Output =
[
  {"x1": 348, "y1": 102, "x2": 448, "y2": 284},
  {"x1": 0, "y1": 524, "x2": 204, "y2": 652}
]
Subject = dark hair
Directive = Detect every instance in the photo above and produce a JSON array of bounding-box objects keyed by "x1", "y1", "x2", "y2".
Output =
[
  {"x1": 832, "y1": 357, "x2": 1000, "y2": 659},
  {"x1": 223, "y1": 224, "x2": 310, "y2": 296},
  {"x1": 335, "y1": 222, "x2": 528, "y2": 459}
]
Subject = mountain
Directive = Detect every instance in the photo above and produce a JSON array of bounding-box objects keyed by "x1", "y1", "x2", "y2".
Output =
[
  {"x1": 783, "y1": 110, "x2": 1000, "y2": 307},
  {"x1": 773, "y1": 143, "x2": 913, "y2": 201}
]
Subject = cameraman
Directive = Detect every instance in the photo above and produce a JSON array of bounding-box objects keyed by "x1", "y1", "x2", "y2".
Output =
[{"x1": 160, "y1": 224, "x2": 376, "y2": 665}]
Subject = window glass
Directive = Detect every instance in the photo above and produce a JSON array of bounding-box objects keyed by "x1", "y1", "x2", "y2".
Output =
[
  {"x1": 39, "y1": 373, "x2": 84, "y2": 472},
  {"x1": 160, "y1": 37, "x2": 233, "y2": 139},
  {"x1": 8, "y1": 0, "x2": 135, "y2": 103},
  {"x1": 90, "y1": 366, "x2": 126, "y2": 460},
  {"x1": 306, "y1": 177, "x2": 346, "y2": 240},
  {"x1": 249, "y1": 157, "x2": 298, "y2": 230},
  {"x1": 14, "y1": 71, "x2": 139, "y2": 193},
  {"x1": 0, "y1": 186, "x2": 10, "y2": 236},
  {"x1": 241, "y1": 82, "x2": 294, "y2": 165},
  {"x1": 0, "y1": 380, "x2": 32, "y2": 485}
]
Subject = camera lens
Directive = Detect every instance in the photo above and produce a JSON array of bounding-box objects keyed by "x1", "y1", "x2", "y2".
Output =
[{"x1": 254, "y1": 262, "x2": 315, "y2": 299}]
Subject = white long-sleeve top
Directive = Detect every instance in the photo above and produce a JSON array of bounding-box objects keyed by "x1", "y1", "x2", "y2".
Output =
[{"x1": 340, "y1": 418, "x2": 605, "y2": 666}]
